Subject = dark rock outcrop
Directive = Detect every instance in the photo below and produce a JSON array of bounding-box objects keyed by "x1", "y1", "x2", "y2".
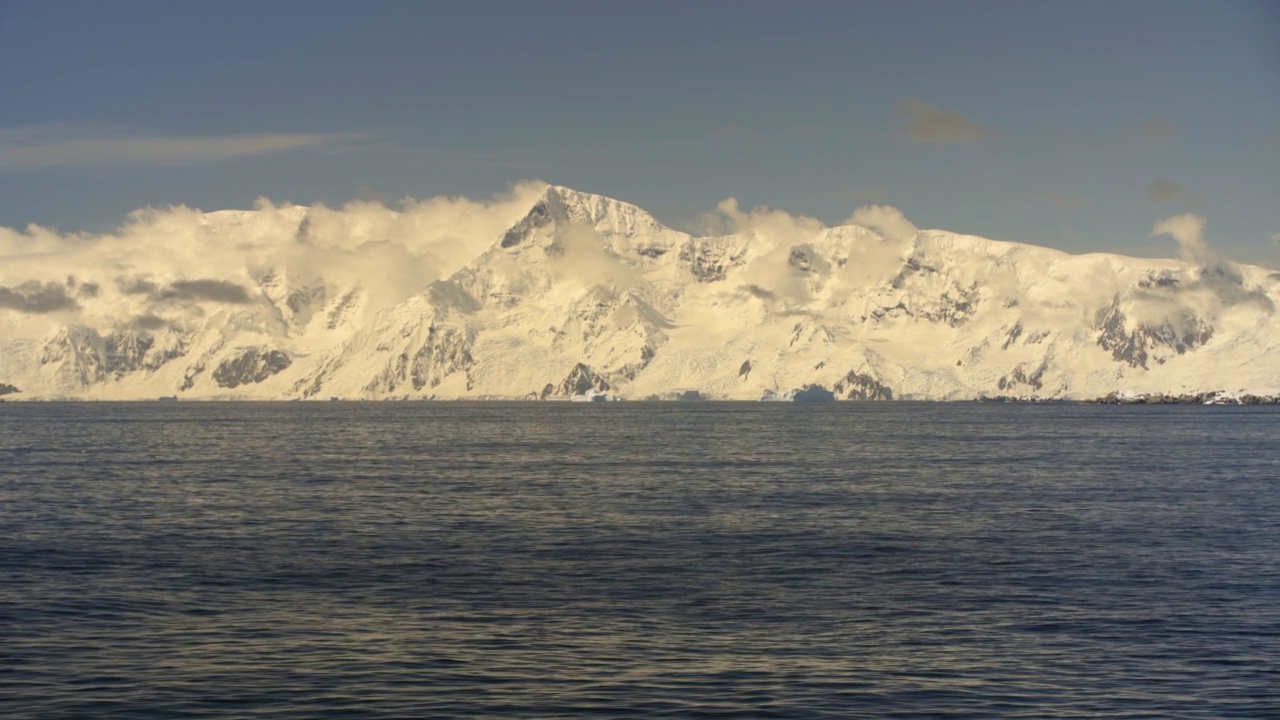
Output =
[
  {"x1": 791, "y1": 385, "x2": 835, "y2": 402},
  {"x1": 679, "y1": 239, "x2": 746, "y2": 282},
  {"x1": 409, "y1": 326, "x2": 473, "y2": 391},
  {"x1": 540, "y1": 363, "x2": 610, "y2": 399},
  {"x1": 1095, "y1": 297, "x2": 1213, "y2": 369},
  {"x1": 998, "y1": 362, "x2": 1048, "y2": 392},
  {"x1": 212, "y1": 349, "x2": 292, "y2": 388},
  {"x1": 1089, "y1": 391, "x2": 1280, "y2": 405},
  {"x1": 833, "y1": 371, "x2": 894, "y2": 401},
  {"x1": 501, "y1": 200, "x2": 553, "y2": 248}
]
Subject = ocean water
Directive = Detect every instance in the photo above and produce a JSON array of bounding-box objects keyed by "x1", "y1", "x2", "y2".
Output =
[{"x1": 1, "y1": 402, "x2": 1278, "y2": 719}]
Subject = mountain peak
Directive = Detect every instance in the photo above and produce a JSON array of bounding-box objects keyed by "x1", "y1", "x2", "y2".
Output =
[
  {"x1": 5, "y1": 186, "x2": 1280, "y2": 401},
  {"x1": 498, "y1": 185, "x2": 673, "y2": 251}
]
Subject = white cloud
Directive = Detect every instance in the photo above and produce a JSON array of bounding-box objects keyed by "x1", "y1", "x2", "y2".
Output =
[
  {"x1": 0, "y1": 181, "x2": 547, "y2": 326},
  {"x1": 548, "y1": 224, "x2": 641, "y2": 292},
  {"x1": 843, "y1": 204, "x2": 918, "y2": 244},
  {"x1": 700, "y1": 202, "x2": 923, "y2": 301},
  {"x1": 1151, "y1": 213, "x2": 1210, "y2": 264},
  {"x1": 0, "y1": 124, "x2": 363, "y2": 168},
  {"x1": 1147, "y1": 215, "x2": 1270, "y2": 311},
  {"x1": 706, "y1": 197, "x2": 824, "y2": 242},
  {"x1": 893, "y1": 98, "x2": 986, "y2": 144},
  {"x1": 700, "y1": 199, "x2": 827, "y2": 301},
  {"x1": 831, "y1": 205, "x2": 921, "y2": 293}
]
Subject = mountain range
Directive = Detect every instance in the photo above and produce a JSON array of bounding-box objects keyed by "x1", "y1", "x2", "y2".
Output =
[{"x1": 3, "y1": 185, "x2": 1278, "y2": 401}]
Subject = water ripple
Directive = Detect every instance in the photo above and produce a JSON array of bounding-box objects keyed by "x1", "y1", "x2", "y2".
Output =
[{"x1": 2, "y1": 403, "x2": 1278, "y2": 718}]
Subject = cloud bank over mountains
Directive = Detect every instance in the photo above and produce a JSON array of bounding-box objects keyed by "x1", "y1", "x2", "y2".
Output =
[
  {"x1": 0, "y1": 183, "x2": 546, "y2": 327},
  {"x1": 1, "y1": 183, "x2": 1277, "y2": 401}
]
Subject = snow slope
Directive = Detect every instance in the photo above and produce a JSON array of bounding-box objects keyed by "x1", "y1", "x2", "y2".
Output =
[{"x1": 3, "y1": 185, "x2": 1278, "y2": 400}]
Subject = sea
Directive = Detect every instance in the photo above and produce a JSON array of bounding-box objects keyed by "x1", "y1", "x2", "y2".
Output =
[{"x1": 1, "y1": 402, "x2": 1277, "y2": 718}]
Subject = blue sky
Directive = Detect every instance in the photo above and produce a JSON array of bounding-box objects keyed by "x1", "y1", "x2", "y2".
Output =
[{"x1": 1, "y1": 0, "x2": 1277, "y2": 263}]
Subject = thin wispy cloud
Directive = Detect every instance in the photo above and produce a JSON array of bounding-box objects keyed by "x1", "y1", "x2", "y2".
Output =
[
  {"x1": 842, "y1": 187, "x2": 885, "y2": 205},
  {"x1": 1272, "y1": 232, "x2": 1280, "y2": 247},
  {"x1": 1133, "y1": 120, "x2": 1178, "y2": 145},
  {"x1": 0, "y1": 125, "x2": 364, "y2": 169},
  {"x1": 709, "y1": 124, "x2": 753, "y2": 140},
  {"x1": 893, "y1": 98, "x2": 986, "y2": 144},
  {"x1": 787, "y1": 123, "x2": 824, "y2": 137},
  {"x1": 1039, "y1": 192, "x2": 1085, "y2": 209},
  {"x1": 1144, "y1": 178, "x2": 1201, "y2": 205}
]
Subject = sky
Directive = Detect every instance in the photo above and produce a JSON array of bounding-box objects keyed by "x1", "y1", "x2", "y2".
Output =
[{"x1": 1, "y1": 0, "x2": 1278, "y2": 265}]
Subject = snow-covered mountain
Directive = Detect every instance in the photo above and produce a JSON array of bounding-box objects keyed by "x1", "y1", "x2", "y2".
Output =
[{"x1": 3, "y1": 185, "x2": 1279, "y2": 401}]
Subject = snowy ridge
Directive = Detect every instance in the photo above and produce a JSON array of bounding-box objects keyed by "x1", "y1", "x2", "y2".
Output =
[{"x1": 2, "y1": 185, "x2": 1279, "y2": 401}]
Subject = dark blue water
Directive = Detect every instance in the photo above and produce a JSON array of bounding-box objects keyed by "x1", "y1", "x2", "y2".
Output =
[{"x1": 2, "y1": 403, "x2": 1278, "y2": 718}]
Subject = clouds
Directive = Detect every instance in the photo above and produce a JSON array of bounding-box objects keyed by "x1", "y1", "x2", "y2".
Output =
[
  {"x1": 164, "y1": 279, "x2": 253, "y2": 304},
  {"x1": 1144, "y1": 178, "x2": 1201, "y2": 206},
  {"x1": 1151, "y1": 214, "x2": 1210, "y2": 265},
  {"x1": 0, "y1": 125, "x2": 362, "y2": 169},
  {"x1": 844, "y1": 205, "x2": 918, "y2": 244},
  {"x1": 703, "y1": 199, "x2": 829, "y2": 302},
  {"x1": 1146, "y1": 213, "x2": 1273, "y2": 312},
  {"x1": 0, "y1": 182, "x2": 547, "y2": 329},
  {"x1": 1132, "y1": 120, "x2": 1178, "y2": 146},
  {"x1": 1039, "y1": 192, "x2": 1085, "y2": 209},
  {"x1": 0, "y1": 281, "x2": 78, "y2": 314},
  {"x1": 115, "y1": 276, "x2": 253, "y2": 305},
  {"x1": 894, "y1": 98, "x2": 986, "y2": 144},
  {"x1": 547, "y1": 224, "x2": 642, "y2": 293},
  {"x1": 133, "y1": 314, "x2": 168, "y2": 330}
]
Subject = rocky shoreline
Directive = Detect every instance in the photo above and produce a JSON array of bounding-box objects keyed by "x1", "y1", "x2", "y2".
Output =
[{"x1": 1086, "y1": 391, "x2": 1280, "y2": 405}]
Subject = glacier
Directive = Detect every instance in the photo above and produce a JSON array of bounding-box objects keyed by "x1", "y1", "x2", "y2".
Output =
[{"x1": 2, "y1": 184, "x2": 1279, "y2": 401}]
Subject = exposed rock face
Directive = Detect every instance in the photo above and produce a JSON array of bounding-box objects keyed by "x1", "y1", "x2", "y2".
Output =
[
  {"x1": 286, "y1": 285, "x2": 327, "y2": 327},
  {"x1": 408, "y1": 326, "x2": 473, "y2": 391},
  {"x1": 541, "y1": 363, "x2": 610, "y2": 399},
  {"x1": 0, "y1": 382, "x2": 19, "y2": 396},
  {"x1": 788, "y1": 245, "x2": 818, "y2": 273},
  {"x1": 833, "y1": 371, "x2": 894, "y2": 401},
  {"x1": 1090, "y1": 391, "x2": 1280, "y2": 405},
  {"x1": 501, "y1": 200, "x2": 552, "y2": 248},
  {"x1": 1095, "y1": 297, "x2": 1213, "y2": 369},
  {"x1": 1139, "y1": 270, "x2": 1178, "y2": 289},
  {"x1": 103, "y1": 331, "x2": 153, "y2": 379},
  {"x1": 325, "y1": 290, "x2": 362, "y2": 330},
  {"x1": 998, "y1": 362, "x2": 1048, "y2": 392},
  {"x1": 679, "y1": 238, "x2": 747, "y2": 282},
  {"x1": 920, "y1": 282, "x2": 980, "y2": 327},
  {"x1": 212, "y1": 349, "x2": 291, "y2": 388},
  {"x1": 763, "y1": 385, "x2": 836, "y2": 402},
  {"x1": 35, "y1": 326, "x2": 190, "y2": 390},
  {"x1": 791, "y1": 385, "x2": 836, "y2": 402},
  {"x1": 39, "y1": 327, "x2": 105, "y2": 387},
  {"x1": 1003, "y1": 323, "x2": 1023, "y2": 349},
  {"x1": 4, "y1": 185, "x2": 1280, "y2": 400}
]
